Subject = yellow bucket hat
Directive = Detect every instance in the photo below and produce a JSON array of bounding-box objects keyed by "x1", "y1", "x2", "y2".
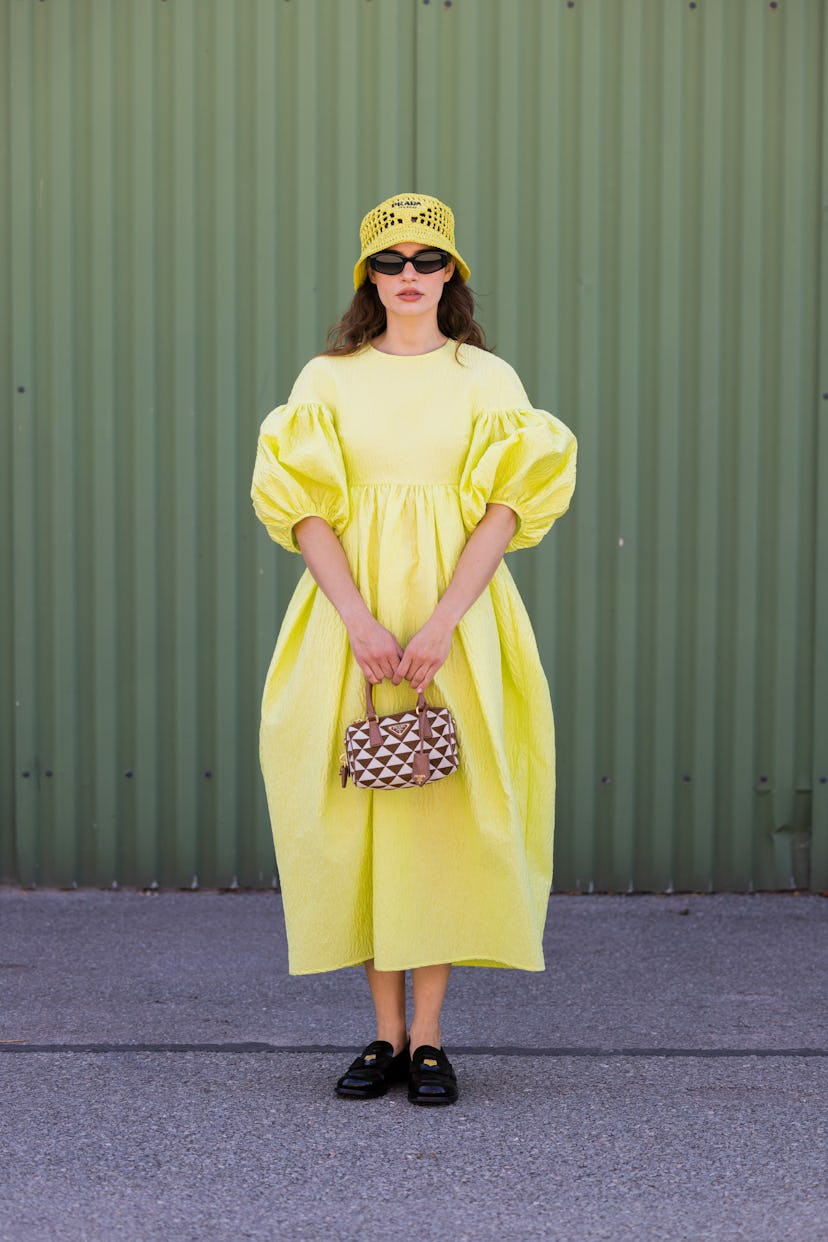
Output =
[{"x1": 353, "y1": 192, "x2": 471, "y2": 289}]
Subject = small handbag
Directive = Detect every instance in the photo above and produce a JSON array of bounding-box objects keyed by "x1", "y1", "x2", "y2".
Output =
[{"x1": 340, "y1": 679, "x2": 459, "y2": 790}]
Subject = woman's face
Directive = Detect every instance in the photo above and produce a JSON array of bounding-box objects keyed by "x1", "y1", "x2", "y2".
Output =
[{"x1": 368, "y1": 241, "x2": 455, "y2": 324}]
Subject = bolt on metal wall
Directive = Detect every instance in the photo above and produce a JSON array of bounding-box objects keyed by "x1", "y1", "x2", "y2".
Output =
[{"x1": 1, "y1": 0, "x2": 825, "y2": 891}]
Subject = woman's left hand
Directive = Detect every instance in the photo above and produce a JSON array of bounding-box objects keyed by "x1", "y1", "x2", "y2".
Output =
[{"x1": 392, "y1": 617, "x2": 455, "y2": 692}]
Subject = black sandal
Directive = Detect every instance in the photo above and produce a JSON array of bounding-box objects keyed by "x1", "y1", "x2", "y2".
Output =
[
  {"x1": 407, "y1": 1044, "x2": 458, "y2": 1106},
  {"x1": 335, "y1": 1039, "x2": 410, "y2": 1099}
]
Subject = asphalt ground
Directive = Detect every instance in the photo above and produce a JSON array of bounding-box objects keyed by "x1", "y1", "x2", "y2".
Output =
[{"x1": 0, "y1": 890, "x2": 825, "y2": 1242}]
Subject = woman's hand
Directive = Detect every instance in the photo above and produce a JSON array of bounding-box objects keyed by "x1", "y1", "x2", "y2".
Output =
[
  {"x1": 393, "y1": 617, "x2": 455, "y2": 692},
  {"x1": 389, "y1": 504, "x2": 515, "y2": 691},
  {"x1": 347, "y1": 615, "x2": 405, "y2": 685}
]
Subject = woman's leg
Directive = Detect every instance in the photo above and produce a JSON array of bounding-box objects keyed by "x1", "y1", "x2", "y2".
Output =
[
  {"x1": 409, "y1": 963, "x2": 451, "y2": 1051},
  {"x1": 364, "y1": 960, "x2": 407, "y2": 1054}
]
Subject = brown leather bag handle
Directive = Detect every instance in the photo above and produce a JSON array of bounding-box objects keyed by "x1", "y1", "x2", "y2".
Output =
[
  {"x1": 364, "y1": 679, "x2": 429, "y2": 718},
  {"x1": 363, "y1": 679, "x2": 435, "y2": 783}
]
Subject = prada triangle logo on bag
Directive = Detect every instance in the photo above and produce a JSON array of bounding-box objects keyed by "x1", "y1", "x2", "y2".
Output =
[{"x1": 386, "y1": 721, "x2": 413, "y2": 738}]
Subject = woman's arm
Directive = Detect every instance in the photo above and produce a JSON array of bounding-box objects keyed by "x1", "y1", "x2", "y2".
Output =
[
  {"x1": 293, "y1": 516, "x2": 404, "y2": 684},
  {"x1": 393, "y1": 502, "x2": 517, "y2": 692}
]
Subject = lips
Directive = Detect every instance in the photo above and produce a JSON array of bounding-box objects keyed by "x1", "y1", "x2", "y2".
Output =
[{"x1": 397, "y1": 291, "x2": 423, "y2": 301}]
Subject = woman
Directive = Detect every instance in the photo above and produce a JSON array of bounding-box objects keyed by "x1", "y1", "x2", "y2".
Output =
[{"x1": 251, "y1": 193, "x2": 577, "y2": 1105}]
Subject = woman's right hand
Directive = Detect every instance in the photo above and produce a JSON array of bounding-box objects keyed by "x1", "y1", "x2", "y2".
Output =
[
  {"x1": 292, "y1": 519, "x2": 403, "y2": 683},
  {"x1": 346, "y1": 615, "x2": 404, "y2": 685}
]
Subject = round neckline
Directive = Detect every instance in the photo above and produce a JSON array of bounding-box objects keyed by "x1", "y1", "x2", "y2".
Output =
[{"x1": 368, "y1": 339, "x2": 452, "y2": 359}]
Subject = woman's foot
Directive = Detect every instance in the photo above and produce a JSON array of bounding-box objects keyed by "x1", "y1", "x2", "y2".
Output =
[
  {"x1": 407, "y1": 1044, "x2": 458, "y2": 1106},
  {"x1": 335, "y1": 1039, "x2": 410, "y2": 1099}
]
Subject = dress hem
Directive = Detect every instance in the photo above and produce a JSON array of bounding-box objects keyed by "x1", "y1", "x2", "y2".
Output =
[{"x1": 287, "y1": 952, "x2": 547, "y2": 977}]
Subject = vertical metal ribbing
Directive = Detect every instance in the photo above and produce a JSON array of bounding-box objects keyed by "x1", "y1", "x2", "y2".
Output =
[
  {"x1": 1, "y1": 0, "x2": 824, "y2": 893},
  {"x1": 44, "y1": 0, "x2": 79, "y2": 885},
  {"x1": 723, "y1": 2, "x2": 763, "y2": 890},
  {"x1": 86, "y1": 2, "x2": 119, "y2": 886},
  {"x1": 811, "y1": 3, "x2": 828, "y2": 891},
  {"x1": 127, "y1": 1, "x2": 161, "y2": 887},
  {"x1": 0, "y1": 0, "x2": 15, "y2": 882},
  {"x1": 211, "y1": 0, "x2": 241, "y2": 887},
  {"x1": 252, "y1": 0, "x2": 284, "y2": 889},
  {"x1": 610, "y1": 0, "x2": 644, "y2": 892},
  {"x1": 8, "y1": 2, "x2": 36, "y2": 885},
  {"x1": 762, "y1": 0, "x2": 819, "y2": 890},
  {"x1": 567, "y1": 2, "x2": 604, "y2": 892},
  {"x1": 166, "y1": 0, "x2": 201, "y2": 887},
  {"x1": 409, "y1": 0, "x2": 824, "y2": 893},
  {"x1": 687, "y1": 2, "x2": 725, "y2": 891}
]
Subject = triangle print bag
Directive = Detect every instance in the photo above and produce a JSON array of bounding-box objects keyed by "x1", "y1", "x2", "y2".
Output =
[{"x1": 340, "y1": 680, "x2": 459, "y2": 790}]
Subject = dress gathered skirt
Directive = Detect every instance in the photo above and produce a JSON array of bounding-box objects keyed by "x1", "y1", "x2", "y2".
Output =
[{"x1": 251, "y1": 341, "x2": 577, "y2": 975}]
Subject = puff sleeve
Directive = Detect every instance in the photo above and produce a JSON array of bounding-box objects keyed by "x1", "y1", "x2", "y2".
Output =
[
  {"x1": 460, "y1": 372, "x2": 577, "y2": 551},
  {"x1": 251, "y1": 372, "x2": 349, "y2": 553}
]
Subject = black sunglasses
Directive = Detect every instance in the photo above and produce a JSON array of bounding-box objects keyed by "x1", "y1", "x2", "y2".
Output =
[{"x1": 368, "y1": 249, "x2": 450, "y2": 276}]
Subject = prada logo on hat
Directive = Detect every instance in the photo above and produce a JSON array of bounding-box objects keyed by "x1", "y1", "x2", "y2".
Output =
[{"x1": 391, "y1": 198, "x2": 422, "y2": 208}]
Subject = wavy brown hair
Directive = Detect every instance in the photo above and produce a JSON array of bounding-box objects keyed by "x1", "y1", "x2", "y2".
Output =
[{"x1": 323, "y1": 271, "x2": 488, "y2": 358}]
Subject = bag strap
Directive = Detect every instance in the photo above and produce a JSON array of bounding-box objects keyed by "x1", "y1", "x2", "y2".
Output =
[
  {"x1": 363, "y1": 679, "x2": 435, "y2": 747},
  {"x1": 360, "y1": 678, "x2": 437, "y2": 787},
  {"x1": 364, "y1": 678, "x2": 429, "y2": 719}
]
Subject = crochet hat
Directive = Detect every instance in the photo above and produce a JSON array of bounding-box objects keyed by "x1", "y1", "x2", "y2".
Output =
[{"x1": 353, "y1": 192, "x2": 471, "y2": 289}]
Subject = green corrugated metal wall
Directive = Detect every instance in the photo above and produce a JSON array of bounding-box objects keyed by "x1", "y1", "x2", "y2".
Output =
[{"x1": 1, "y1": 0, "x2": 826, "y2": 892}]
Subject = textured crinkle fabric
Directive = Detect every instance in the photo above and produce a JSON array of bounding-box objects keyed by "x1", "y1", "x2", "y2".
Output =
[{"x1": 251, "y1": 341, "x2": 577, "y2": 975}]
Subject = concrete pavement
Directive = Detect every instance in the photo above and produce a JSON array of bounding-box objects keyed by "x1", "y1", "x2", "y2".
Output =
[{"x1": 0, "y1": 890, "x2": 825, "y2": 1241}]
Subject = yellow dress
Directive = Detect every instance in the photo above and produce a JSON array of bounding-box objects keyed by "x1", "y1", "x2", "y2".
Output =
[{"x1": 251, "y1": 341, "x2": 577, "y2": 975}]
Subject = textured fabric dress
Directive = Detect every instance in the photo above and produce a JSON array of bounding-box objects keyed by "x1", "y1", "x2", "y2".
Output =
[{"x1": 251, "y1": 341, "x2": 577, "y2": 975}]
